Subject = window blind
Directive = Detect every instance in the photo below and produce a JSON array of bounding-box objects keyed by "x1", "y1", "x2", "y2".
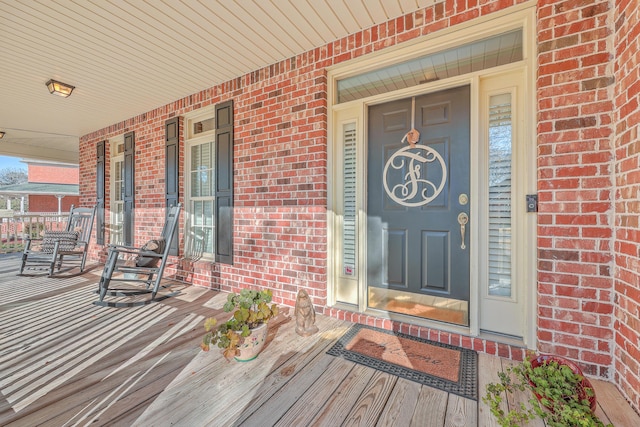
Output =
[
  {"x1": 342, "y1": 123, "x2": 357, "y2": 275},
  {"x1": 488, "y1": 95, "x2": 512, "y2": 297}
]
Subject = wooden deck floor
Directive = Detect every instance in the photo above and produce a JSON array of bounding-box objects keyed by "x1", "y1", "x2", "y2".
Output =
[{"x1": 1, "y1": 254, "x2": 638, "y2": 426}]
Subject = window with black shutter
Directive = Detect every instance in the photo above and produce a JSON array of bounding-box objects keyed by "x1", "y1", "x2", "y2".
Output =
[{"x1": 215, "y1": 100, "x2": 234, "y2": 265}]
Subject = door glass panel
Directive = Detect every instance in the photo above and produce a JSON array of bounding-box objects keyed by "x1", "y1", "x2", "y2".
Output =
[{"x1": 488, "y1": 93, "x2": 512, "y2": 297}]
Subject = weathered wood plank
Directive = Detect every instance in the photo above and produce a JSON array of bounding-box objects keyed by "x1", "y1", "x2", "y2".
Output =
[
  {"x1": 46, "y1": 317, "x2": 210, "y2": 425},
  {"x1": 133, "y1": 316, "x2": 348, "y2": 426},
  {"x1": 444, "y1": 394, "x2": 476, "y2": 427},
  {"x1": 340, "y1": 370, "x2": 398, "y2": 426},
  {"x1": 477, "y1": 352, "x2": 505, "y2": 427},
  {"x1": 308, "y1": 363, "x2": 376, "y2": 426},
  {"x1": 232, "y1": 322, "x2": 351, "y2": 425},
  {"x1": 1, "y1": 294, "x2": 214, "y2": 426},
  {"x1": 271, "y1": 357, "x2": 356, "y2": 426},
  {"x1": 501, "y1": 359, "x2": 545, "y2": 427},
  {"x1": 0, "y1": 253, "x2": 638, "y2": 427},
  {"x1": 377, "y1": 377, "x2": 422, "y2": 426},
  {"x1": 592, "y1": 378, "x2": 640, "y2": 426},
  {"x1": 410, "y1": 385, "x2": 448, "y2": 427}
]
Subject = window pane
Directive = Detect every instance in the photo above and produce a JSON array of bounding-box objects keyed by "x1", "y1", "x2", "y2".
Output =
[
  {"x1": 488, "y1": 93, "x2": 512, "y2": 297},
  {"x1": 110, "y1": 201, "x2": 124, "y2": 244},
  {"x1": 115, "y1": 160, "x2": 124, "y2": 202},
  {"x1": 111, "y1": 155, "x2": 125, "y2": 244},
  {"x1": 204, "y1": 200, "x2": 214, "y2": 226},
  {"x1": 338, "y1": 29, "x2": 523, "y2": 103},
  {"x1": 190, "y1": 143, "x2": 213, "y2": 197},
  {"x1": 186, "y1": 119, "x2": 216, "y2": 258},
  {"x1": 193, "y1": 201, "x2": 203, "y2": 225},
  {"x1": 189, "y1": 199, "x2": 215, "y2": 255},
  {"x1": 200, "y1": 169, "x2": 212, "y2": 197},
  {"x1": 200, "y1": 143, "x2": 211, "y2": 168},
  {"x1": 194, "y1": 118, "x2": 214, "y2": 135},
  {"x1": 191, "y1": 145, "x2": 201, "y2": 171},
  {"x1": 342, "y1": 122, "x2": 357, "y2": 276}
]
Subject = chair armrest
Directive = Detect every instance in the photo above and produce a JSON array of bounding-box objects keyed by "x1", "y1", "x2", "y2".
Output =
[
  {"x1": 107, "y1": 246, "x2": 142, "y2": 256},
  {"x1": 108, "y1": 246, "x2": 162, "y2": 257},
  {"x1": 107, "y1": 244, "x2": 142, "y2": 252}
]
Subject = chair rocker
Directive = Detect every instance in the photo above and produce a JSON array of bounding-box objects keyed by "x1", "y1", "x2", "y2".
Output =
[
  {"x1": 95, "y1": 203, "x2": 182, "y2": 307},
  {"x1": 19, "y1": 205, "x2": 97, "y2": 276}
]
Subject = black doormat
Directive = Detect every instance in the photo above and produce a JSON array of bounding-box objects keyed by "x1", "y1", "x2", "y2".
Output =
[{"x1": 327, "y1": 324, "x2": 477, "y2": 400}]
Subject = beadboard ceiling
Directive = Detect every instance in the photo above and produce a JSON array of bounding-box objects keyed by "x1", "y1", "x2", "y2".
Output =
[{"x1": 0, "y1": 0, "x2": 435, "y2": 164}]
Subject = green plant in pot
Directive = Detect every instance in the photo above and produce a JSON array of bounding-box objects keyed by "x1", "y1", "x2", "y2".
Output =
[
  {"x1": 483, "y1": 353, "x2": 612, "y2": 427},
  {"x1": 201, "y1": 289, "x2": 279, "y2": 362}
]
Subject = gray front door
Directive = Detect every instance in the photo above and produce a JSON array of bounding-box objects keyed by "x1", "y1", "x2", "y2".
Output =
[{"x1": 367, "y1": 86, "x2": 471, "y2": 308}]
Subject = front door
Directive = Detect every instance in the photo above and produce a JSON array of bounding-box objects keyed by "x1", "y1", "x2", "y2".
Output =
[{"x1": 367, "y1": 86, "x2": 471, "y2": 325}]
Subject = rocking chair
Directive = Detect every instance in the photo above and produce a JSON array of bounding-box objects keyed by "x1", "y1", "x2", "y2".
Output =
[
  {"x1": 95, "y1": 203, "x2": 182, "y2": 307},
  {"x1": 19, "y1": 205, "x2": 96, "y2": 276}
]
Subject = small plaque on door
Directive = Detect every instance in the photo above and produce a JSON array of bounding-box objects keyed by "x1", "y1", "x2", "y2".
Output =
[{"x1": 343, "y1": 265, "x2": 355, "y2": 276}]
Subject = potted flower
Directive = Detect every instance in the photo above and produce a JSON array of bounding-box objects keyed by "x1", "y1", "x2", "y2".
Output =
[
  {"x1": 483, "y1": 353, "x2": 611, "y2": 427},
  {"x1": 201, "y1": 289, "x2": 279, "y2": 362}
]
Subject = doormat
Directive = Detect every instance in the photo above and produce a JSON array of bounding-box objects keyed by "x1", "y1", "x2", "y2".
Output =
[{"x1": 327, "y1": 324, "x2": 477, "y2": 400}]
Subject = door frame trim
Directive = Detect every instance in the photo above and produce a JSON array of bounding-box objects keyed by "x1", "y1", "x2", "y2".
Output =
[{"x1": 327, "y1": 6, "x2": 537, "y2": 347}]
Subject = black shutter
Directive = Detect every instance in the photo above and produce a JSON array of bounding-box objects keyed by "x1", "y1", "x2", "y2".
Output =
[
  {"x1": 96, "y1": 141, "x2": 106, "y2": 245},
  {"x1": 215, "y1": 100, "x2": 234, "y2": 264},
  {"x1": 123, "y1": 131, "x2": 135, "y2": 246},
  {"x1": 165, "y1": 117, "x2": 180, "y2": 256}
]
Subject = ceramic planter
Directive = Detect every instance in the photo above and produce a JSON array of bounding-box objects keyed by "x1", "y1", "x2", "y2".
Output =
[
  {"x1": 234, "y1": 322, "x2": 268, "y2": 362},
  {"x1": 528, "y1": 354, "x2": 597, "y2": 413}
]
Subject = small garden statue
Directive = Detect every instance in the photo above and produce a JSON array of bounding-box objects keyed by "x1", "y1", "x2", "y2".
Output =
[{"x1": 295, "y1": 289, "x2": 318, "y2": 337}]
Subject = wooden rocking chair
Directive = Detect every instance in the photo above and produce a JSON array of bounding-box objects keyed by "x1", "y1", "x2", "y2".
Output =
[
  {"x1": 95, "y1": 203, "x2": 182, "y2": 307},
  {"x1": 19, "y1": 205, "x2": 96, "y2": 276}
]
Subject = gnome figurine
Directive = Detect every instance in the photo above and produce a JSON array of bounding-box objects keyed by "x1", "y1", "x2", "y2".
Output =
[{"x1": 295, "y1": 289, "x2": 319, "y2": 337}]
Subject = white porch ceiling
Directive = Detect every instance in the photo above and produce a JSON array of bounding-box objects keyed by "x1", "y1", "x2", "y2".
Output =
[{"x1": 0, "y1": 0, "x2": 434, "y2": 164}]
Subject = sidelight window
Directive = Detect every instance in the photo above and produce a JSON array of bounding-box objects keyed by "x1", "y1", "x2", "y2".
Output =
[{"x1": 488, "y1": 93, "x2": 513, "y2": 297}]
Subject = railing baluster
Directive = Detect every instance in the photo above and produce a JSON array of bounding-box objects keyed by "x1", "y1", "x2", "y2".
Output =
[{"x1": 0, "y1": 212, "x2": 68, "y2": 253}]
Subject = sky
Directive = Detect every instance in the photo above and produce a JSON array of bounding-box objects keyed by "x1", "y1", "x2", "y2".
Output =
[{"x1": 0, "y1": 156, "x2": 26, "y2": 170}]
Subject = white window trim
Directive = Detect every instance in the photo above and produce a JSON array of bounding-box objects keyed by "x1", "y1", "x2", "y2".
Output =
[
  {"x1": 184, "y1": 106, "x2": 216, "y2": 260},
  {"x1": 109, "y1": 135, "x2": 124, "y2": 245}
]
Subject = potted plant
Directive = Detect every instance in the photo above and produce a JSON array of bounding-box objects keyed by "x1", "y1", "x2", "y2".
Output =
[
  {"x1": 201, "y1": 288, "x2": 279, "y2": 362},
  {"x1": 483, "y1": 353, "x2": 612, "y2": 427}
]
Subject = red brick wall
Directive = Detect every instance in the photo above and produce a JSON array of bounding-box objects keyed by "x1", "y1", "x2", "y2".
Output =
[
  {"x1": 77, "y1": 0, "x2": 639, "y2": 410},
  {"x1": 613, "y1": 0, "x2": 640, "y2": 413},
  {"x1": 80, "y1": 0, "x2": 528, "y2": 303},
  {"x1": 536, "y1": 0, "x2": 615, "y2": 378},
  {"x1": 28, "y1": 164, "x2": 78, "y2": 184},
  {"x1": 29, "y1": 195, "x2": 80, "y2": 213}
]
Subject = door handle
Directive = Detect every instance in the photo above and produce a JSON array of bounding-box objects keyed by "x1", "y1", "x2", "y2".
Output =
[{"x1": 457, "y1": 212, "x2": 469, "y2": 250}]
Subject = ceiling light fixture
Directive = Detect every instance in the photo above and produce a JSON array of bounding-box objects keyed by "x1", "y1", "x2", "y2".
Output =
[
  {"x1": 46, "y1": 79, "x2": 75, "y2": 97},
  {"x1": 0, "y1": 131, "x2": 5, "y2": 139}
]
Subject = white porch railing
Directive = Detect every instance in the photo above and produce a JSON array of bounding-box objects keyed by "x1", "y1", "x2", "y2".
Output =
[{"x1": 0, "y1": 211, "x2": 68, "y2": 253}]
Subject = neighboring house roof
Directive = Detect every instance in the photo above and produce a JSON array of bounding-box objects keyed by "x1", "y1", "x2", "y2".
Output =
[{"x1": 0, "y1": 183, "x2": 79, "y2": 196}]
